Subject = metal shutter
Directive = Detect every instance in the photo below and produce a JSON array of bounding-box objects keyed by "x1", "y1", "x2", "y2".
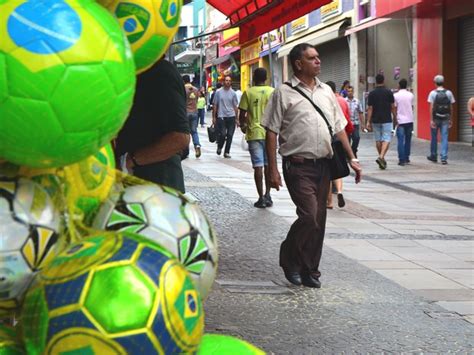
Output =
[
  {"x1": 458, "y1": 16, "x2": 474, "y2": 143},
  {"x1": 317, "y1": 38, "x2": 350, "y2": 91}
]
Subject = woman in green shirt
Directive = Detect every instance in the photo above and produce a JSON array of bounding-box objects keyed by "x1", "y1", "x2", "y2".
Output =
[{"x1": 197, "y1": 92, "x2": 206, "y2": 127}]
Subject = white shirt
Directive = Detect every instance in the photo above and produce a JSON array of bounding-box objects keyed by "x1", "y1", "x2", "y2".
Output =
[
  {"x1": 394, "y1": 89, "x2": 414, "y2": 124},
  {"x1": 262, "y1": 75, "x2": 346, "y2": 159}
]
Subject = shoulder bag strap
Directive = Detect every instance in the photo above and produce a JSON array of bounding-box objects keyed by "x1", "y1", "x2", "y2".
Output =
[{"x1": 284, "y1": 82, "x2": 334, "y2": 137}]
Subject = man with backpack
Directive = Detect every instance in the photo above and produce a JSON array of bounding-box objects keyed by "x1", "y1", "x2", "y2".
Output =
[{"x1": 427, "y1": 75, "x2": 455, "y2": 165}]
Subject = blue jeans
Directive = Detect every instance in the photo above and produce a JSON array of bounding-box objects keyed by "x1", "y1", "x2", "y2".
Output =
[
  {"x1": 349, "y1": 124, "x2": 360, "y2": 157},
  {"x1": 198, "y1": 108, "x2": 205, "y2": 126},
  {"x1": 188, "y1": 112, "x2": 200, "y2": 147},
  {"x1": 430, "y1": 120, "x2": 449, "y2": 161},
  {"x1": 396, "y1": 123, "x2": 413, "y2": 163}
]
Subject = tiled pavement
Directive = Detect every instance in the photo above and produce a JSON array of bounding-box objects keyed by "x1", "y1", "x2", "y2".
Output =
[{"x1": 184, "y1": 120, "x2": 474, "y2": 325}]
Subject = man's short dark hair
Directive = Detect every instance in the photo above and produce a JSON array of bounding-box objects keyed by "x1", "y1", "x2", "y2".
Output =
[
  {"x1": 289, "y1": 43, "x2": 316, "y2": 72},
  {"x1": 253, "y1": 68, "x2": 267, "y2": 84},
  {"x1": 399, "y1": 78, "x2": 408, "y2": 89},
  {"x1": 375, "y1": 74, "x2": 385, "y2": 84},
  {"x1": 326, "y1": 81, "x2": 336, "y2": 93},
  {"x1": 182, "y1": 75, "x2": 190, "y2": 83},
  {"x1": 216, "y1": 83, "x2": 222, "y2": 89},
  {"x1": 347, "y1": 85, "x2": 354, "y2": 90}
]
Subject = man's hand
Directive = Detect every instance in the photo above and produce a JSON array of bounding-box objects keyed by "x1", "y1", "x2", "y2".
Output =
[
  {"x1": 269, "y1": 168, "x2": 283, "y2": 191},
  {"x1": 349, "y1": 160, "x2": 362, "y2": 184},
  {"x1": 449, "y1": 120, "x2": 453, "y2": 128},
  {"x1": 430, "y1": 120, "x2": 436, "y2": 129}
]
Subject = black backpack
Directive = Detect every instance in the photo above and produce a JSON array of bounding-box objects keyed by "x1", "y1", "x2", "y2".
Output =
[{"x1": 433, "y1": 89, "x2": 451, "y2": 119}]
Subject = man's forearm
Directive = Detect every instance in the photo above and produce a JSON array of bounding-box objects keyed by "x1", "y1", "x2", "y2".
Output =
[
  {"x1": 265, "y1": 131, "x2": 278, "y2": 171},
  {"x1": 133, "y1": 132, "x2": 190, "y2": 165}
]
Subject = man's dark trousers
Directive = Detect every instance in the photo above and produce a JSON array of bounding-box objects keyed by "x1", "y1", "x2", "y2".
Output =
[
  {"x1": 280, "y1": 158, "x2": 331, "y2": 277},
  {"x1": 216, "y1": 116, "x2": 236, "y2": 154}
]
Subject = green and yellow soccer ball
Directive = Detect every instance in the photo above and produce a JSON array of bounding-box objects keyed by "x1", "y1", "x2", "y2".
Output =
[
  {"x1": 22, "y1": 232, "x2": 204, "y2": 354},
  {"x1": 0, "y1": 324, "x2": 25, "y2": 354},
  {"x1": 198, "y1": 334, "x2": 265, "y2": 355},
  {"x1": 100, "y1": 0, "x2": 182, "y2": 73},
  {"x1": 0, "y1": 0, "x2": 135, "y2": 168},
  {"x1": 62, "y1": 143, "x2": 116, "y2": 218}
]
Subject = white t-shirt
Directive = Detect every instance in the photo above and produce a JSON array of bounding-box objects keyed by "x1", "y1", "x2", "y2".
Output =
[
  {"x1": 394, "y1": 89, "x2": 414, "y2": 124},
  {"x1": 427, "y1": 87, "x2": 455, "y2": 104}
]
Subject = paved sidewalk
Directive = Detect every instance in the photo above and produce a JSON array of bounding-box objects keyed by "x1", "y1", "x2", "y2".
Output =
[{"x1": 182, "y1": 121, "x2": 473, "y2": 352}]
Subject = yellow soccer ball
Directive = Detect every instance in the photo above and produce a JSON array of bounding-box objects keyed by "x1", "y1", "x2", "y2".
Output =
[
  {"x1": 100, "y1": 0, "x2": 182, "y2": 73},
  {"x1": 62, "y1": 144, "x2": 116, "y2": 218}
]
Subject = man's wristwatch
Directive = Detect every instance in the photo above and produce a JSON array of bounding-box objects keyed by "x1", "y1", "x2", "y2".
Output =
[{"x1": 129, "y1": 153, "x2": 141, "y2": 167}]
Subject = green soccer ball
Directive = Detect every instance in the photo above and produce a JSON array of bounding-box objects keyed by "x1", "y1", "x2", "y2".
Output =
[
  {"x1": 0, "y1": 0, "x2": 135, "y2": 168},
  {"x1": 21, "y1": 232, "x2": 204, "y2": 354},
  {"x1": 198, "y1": 334, "x2": 265, "y2": 354}
]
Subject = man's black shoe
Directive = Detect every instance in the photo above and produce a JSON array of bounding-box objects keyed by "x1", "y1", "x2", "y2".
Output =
[
  {"x1": 253, "y1": 197, "x2": 266, "y2": 208},
  {"x1": 264, "y1": 193, "x2": 273, "y2": 207},
  {"x1": 427, "y1": 155, "x2": 437, "y2": 163},
  {"x1": 216, "y1": 147, "x2": 222, "y2": 155},
  {"x1": 283, "y1": 270, "x2": 302, "y2": 286},
  {"x1": 301, "y1": 274, "x2": 321, "y2": 288}
]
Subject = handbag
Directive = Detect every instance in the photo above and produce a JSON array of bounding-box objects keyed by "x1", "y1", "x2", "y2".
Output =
[
  {"x1": 207, "y1": 125, "x2": 217, "y2": 143},
  {"x1": 284, "y1": 83, "x2": 350, "y2": 180}
]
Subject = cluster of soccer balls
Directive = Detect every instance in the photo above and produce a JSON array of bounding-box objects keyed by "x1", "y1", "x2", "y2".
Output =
[{"x1": 0, "y1": 0, "x2": 264, "y2": 353}]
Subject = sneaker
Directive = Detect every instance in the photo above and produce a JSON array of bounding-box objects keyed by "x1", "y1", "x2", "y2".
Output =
[
  {"x1": 398, "y1": 161, "x2": 405, "y2": 166},
  {"x1": 337, "y1": 193, "x2": 345, "y2": 208},
  {"x1": 195, "y1": 146, "x2": 201, "y2": 158},
  {"x1": 427, "y1": 155, "x2": 437, "y2": 163},
  {"x1": 264, "y1": 193, "x2": 273, "y2": 207},
  {"x1": 224, "y1": 153, "x2": 231, "y2": 158},
  {"x1": 254, "y1": 197, "x2": 266, "y2": 208},
  {"x1": 376, "y1": 157, "x2": 386, "y2": 170},
  {"x1": 441, "y1": 160, "x2": 448, "y2": 165},
  {"x1": 216, "y1": 147, "x2": 222, "y2": 155},
  {"x1": 381, "y1": 158, "x2": 387, "y2": 169}
]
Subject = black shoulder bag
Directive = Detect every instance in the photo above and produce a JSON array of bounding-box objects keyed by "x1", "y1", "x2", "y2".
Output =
[{"x1": 284, "y1": 82, "x2": 350, "y2": 180}]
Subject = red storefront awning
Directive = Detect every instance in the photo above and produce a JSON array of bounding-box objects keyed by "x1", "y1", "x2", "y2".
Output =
[{"x1": 207, "y1": 0, "x2": 332, "y2": 43}]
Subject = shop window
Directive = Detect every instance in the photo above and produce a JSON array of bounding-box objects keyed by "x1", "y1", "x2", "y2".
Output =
[{"x1": 359, "y1": 0, "x2": 372, "y2": 21}]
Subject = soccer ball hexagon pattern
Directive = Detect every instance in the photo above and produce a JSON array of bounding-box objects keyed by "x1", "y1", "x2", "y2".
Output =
[
  {"x1": 0, "y1": 177, "x2": 61, "y2": 316},
  {"x1": 0, "y1": 0, "x2": 136, "y2": 168},
  {"x1": 22, "y1": 233, "x2": 204, "y2": 354},
  {"x1": 93, "y1": 184, "x2": 218, "y2": 299}
]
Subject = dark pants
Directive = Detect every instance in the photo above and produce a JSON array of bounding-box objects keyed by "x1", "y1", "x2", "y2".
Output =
[
  {"x1": 280, "y1": 158, "x2": 331, "y2": 277},
  {"x1": 396, "y1": 122, "x2": 413, "y2": 163},
  {"x1": 349, "y1": 124, "x2": 360, "y2": 158},
  {"x1": 216, "y1": 116, "x2": 236, "y2": 154},
  {"x1": 198, "y1": 108, "x2": 205, "y2": 126}
]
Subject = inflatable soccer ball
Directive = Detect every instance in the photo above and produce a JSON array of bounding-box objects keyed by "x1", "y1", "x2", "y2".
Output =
[
  {"x1": 62, "y1": 143, "x2": 116, "y2": 218},
  {"x1": 198, "y1": 334, "x2": 265, "y2": 355},
  {"x1": 0, "y1": 177, "x2": 61, "y2": 316},
  {"x1": 0, "y1": 324, "x2": 25, "y2": 354},
  {"x1": 22, "y1": 232, "x2": 204, "y2": 354},
  {"x1": 0, "y1": 0, "x2": 135, "y2": 168},
  {"x1": 100, "y1": 0, "x2": 182, "y2": 73},
  {"x1": 93, "y1": 184, "x2": 218, "y2": 299}
]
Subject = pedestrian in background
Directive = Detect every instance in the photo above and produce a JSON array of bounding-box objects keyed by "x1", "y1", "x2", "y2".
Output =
[
  {"x1": 183, "y1": 75, "x2": 201, "y2": 159},
  {"x1": 213, "y1": 76, "x2": 239, "y2": 158},
  {"x1": 339, "y1": 80, "x2": 350, "y2": 98},
  {"x1": 197, "y1": 92, "x2": 206, "y2": 127},
  {"x1": 346, "y1": 85, "x2": 365, "y2": 158},
  {"x1": 427, "y1": 75, "x2": 456, "y2": 165},
  {"x1": 366, "y1": 74, "x2": 396, "y2": 170},
  {"x1": 326, "y1": 80, "x2": 354, "y2": 209},
  {"x1": 239, "y1": 68, "x2": 274, "y2": 208},
  {"x1": 262, "y1": 43, "x2": 362, "y2": 289},
  {"x1": 394, "y1": 79, "x2": 414, "y2": 166},
  {"x1": 468, "y1": 97, "x2": 474, "y2": 146}
]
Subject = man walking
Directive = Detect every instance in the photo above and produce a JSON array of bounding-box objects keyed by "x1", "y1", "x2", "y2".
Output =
[
  {"x1": 239, "y1": 68, "x2": 274, "y2": 208},
  {"x1": 427, "y1": 75, "x2": 456, "y2": 165},
  {"x1": 213, "y1": 76, "x2": 239, "y2": 158},
  {"x1": 366, "y1": 74, "x2": 396, "y2": 169},
  {"x1": 183, "y1": 75, "x2": 201, "y2": 158},
  {"x1": 346, "y1": 85, "x2": 365, "y2": 158},
  {"x1": 394, "y1": 79, "x2": 414, "y2": 166},
  {"x1": 262, "y1": 43, "x2": 362, "y2": 288}
]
